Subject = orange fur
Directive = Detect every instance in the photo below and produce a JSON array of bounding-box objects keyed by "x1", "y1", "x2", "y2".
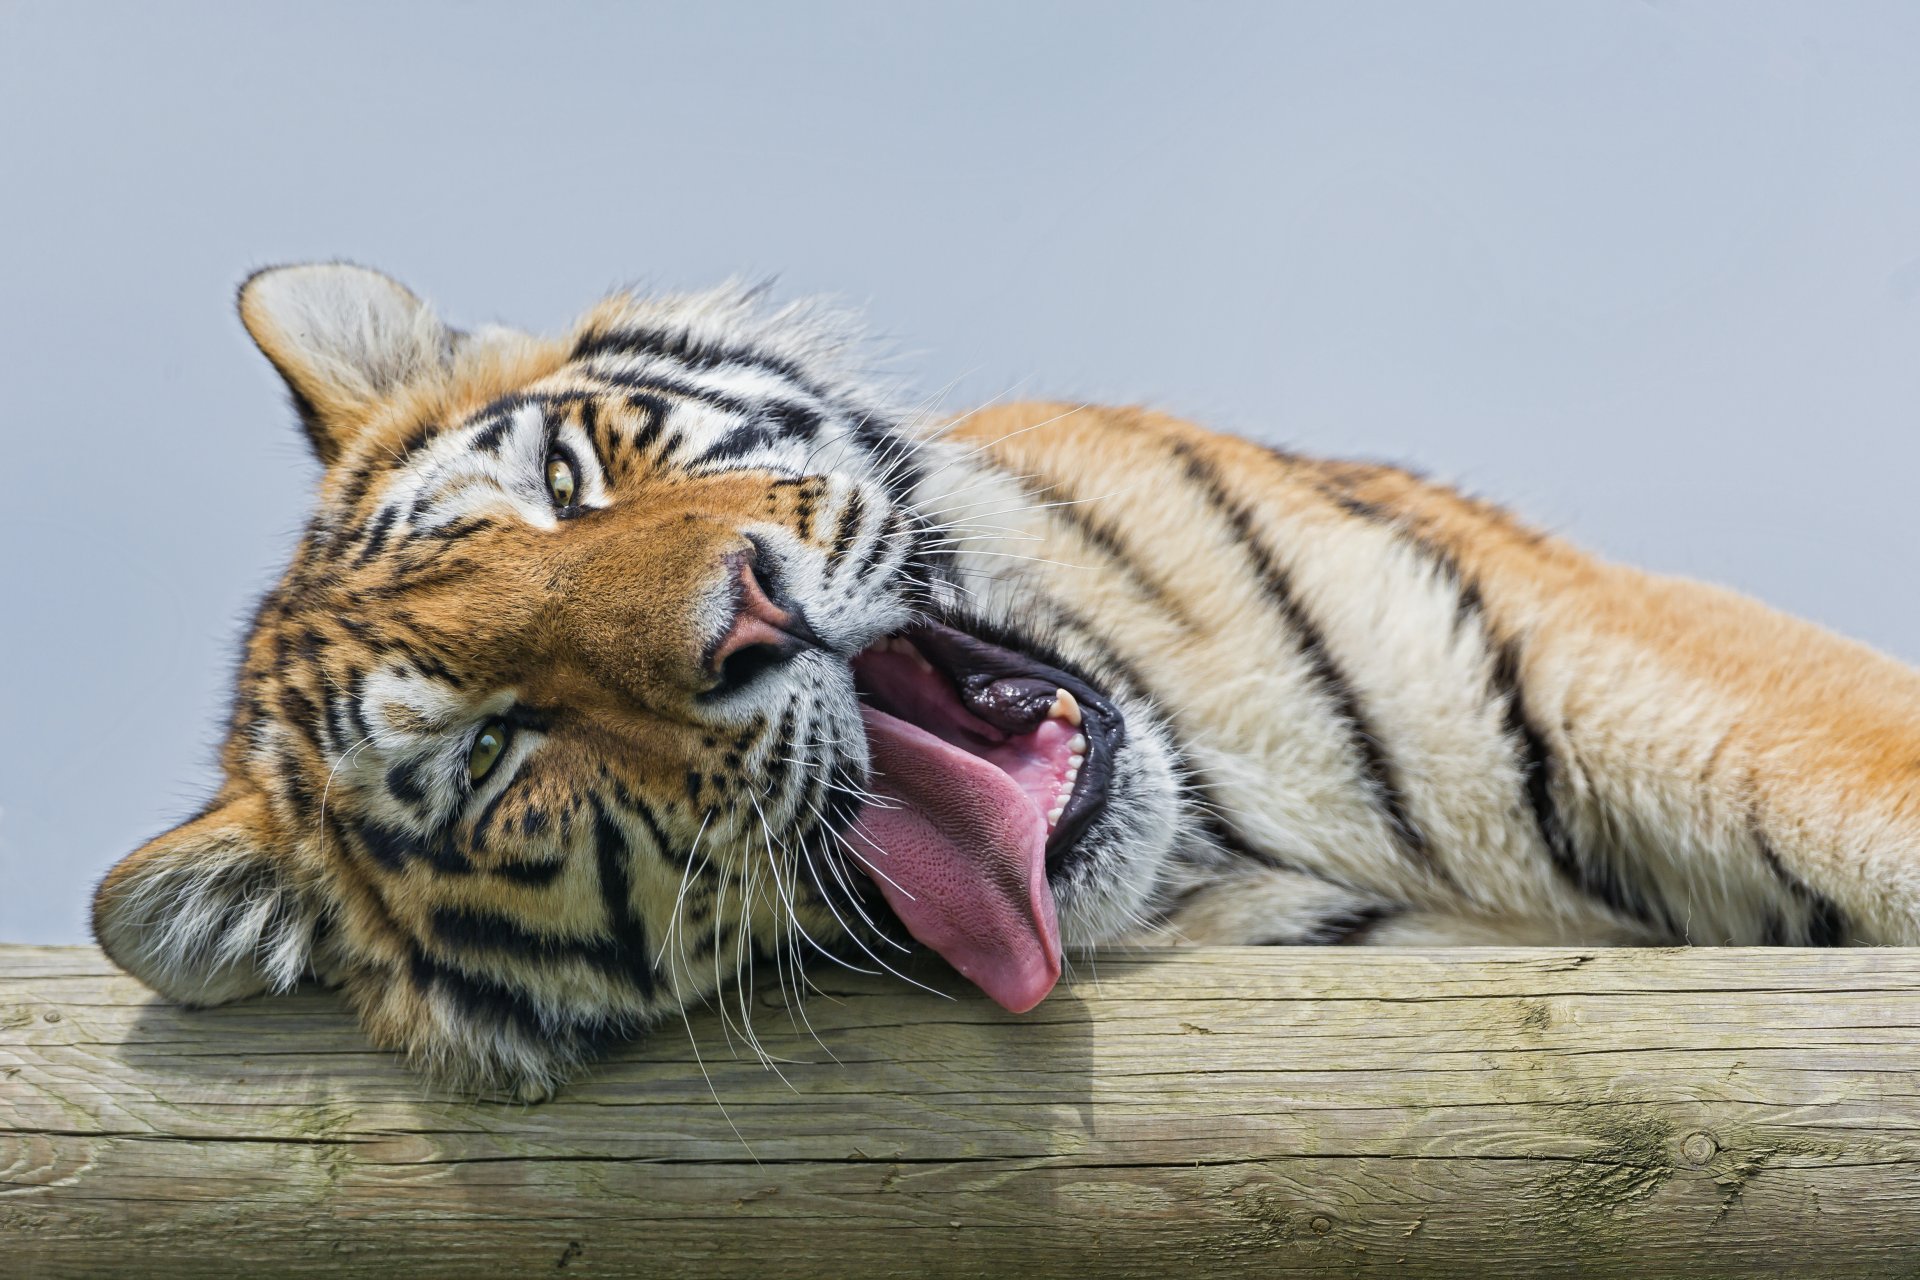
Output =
[{"x1": 94, "y1": 269, "x2": 1920, "y2": 1097}]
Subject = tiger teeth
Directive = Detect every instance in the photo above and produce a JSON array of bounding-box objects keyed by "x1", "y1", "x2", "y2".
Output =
[
  {"x1": 1047, "y1": 752, "x2": 1083, "y2": 827},
  {"x1": 1050, "y1": 689, "x2": 1082, "y2": 726}
]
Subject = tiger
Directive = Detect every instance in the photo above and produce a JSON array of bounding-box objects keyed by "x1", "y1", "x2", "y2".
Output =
[{"x1": 92, "y1": 262, "x2": 1920, "y2": 1099}]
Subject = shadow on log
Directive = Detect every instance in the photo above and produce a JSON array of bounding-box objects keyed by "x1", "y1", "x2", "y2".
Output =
[{"x1": 4, "y1": 945, "x2": 1918, "y2": 1277}]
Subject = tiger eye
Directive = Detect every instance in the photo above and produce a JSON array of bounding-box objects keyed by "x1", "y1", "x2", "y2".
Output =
[
  {"x1": 546, "y1": 454, "x2": 577, "y2": 508},
  {"x1": 468, "y1": 721, "x2": 509, "y2": 784}
]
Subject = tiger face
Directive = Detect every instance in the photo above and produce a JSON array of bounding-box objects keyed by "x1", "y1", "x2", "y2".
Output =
[{"x1": 92, "y1": 264, "x2": 1185, "y2": 1096}]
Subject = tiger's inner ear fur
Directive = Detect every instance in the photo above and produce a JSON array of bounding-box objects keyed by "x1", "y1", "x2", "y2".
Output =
[
  {"x1": 92, "y1": 790, "x2": 325, "y2": 1008},
  {"x1": 238, "y1": 262, "x2": 453, "y2": 464}
]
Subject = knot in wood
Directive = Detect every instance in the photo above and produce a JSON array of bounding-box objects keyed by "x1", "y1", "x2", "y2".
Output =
[{"x1": 1681, "y1": 1131, "x2": 1717, "y2": 1165}]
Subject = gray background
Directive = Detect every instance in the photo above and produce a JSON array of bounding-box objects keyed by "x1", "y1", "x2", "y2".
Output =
[{"x1": 3, "y1": 2, "x2": 1918, "y2": 944}]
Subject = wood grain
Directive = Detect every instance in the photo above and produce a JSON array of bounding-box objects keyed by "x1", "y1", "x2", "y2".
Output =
[{"x1": 5, "y1": 945, "x2": 1919, "y2": 1277}]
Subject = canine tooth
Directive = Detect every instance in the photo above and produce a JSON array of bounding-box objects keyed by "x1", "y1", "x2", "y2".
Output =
[
  {"x1": 1050, "y1": 689, "x2": 1082, "y2": 726},
  {"x1": 1068, "y1": 733, "x2": 1087, "y2": 754}
]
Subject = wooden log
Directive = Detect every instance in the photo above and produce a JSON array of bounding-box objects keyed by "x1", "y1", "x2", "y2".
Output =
[{"x1": 5, "y1": 944, "x2": 1919, "y2": 1277}]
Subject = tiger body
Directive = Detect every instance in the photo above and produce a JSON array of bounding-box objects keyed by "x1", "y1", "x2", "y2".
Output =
[
  {"x1": 942, "y1": 403, "x2": 1920, "y2": 950},
  {"x1": 92, "y1": 265, "x2": 1920, "y2": 1096}
]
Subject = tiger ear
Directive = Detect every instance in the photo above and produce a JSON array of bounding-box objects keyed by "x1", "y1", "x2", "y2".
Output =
[
  {"x1": 92, "y1": 790, "x2": 322, "y2": 1007},
  {"x1": 238, "y1": 262, "x2": 454, "y2": 465}
]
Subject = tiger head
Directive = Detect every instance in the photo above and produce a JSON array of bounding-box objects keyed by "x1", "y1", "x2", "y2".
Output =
[{"x1": 92, "y1": 264, "x2": 1186, "y2": 1096}]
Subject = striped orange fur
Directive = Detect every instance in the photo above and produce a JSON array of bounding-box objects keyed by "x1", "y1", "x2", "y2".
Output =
[{"x1": 93, "y1": 264, "x2": 1920, "y2": 1096}]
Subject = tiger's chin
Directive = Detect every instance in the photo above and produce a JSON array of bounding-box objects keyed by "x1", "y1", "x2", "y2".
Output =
[{"x1": 842, "y1": 615, "x2": 1185, "y2": 1009}]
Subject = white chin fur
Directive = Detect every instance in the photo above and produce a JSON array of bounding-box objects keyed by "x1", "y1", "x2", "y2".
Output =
[{"x1": 1048, "y1": 695, "x2": 1185, "y2": 951}]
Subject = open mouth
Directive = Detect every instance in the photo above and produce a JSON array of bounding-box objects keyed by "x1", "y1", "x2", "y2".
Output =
[{"x1": 847, "y1": 620, "x2": 1123, "y2": 1013}]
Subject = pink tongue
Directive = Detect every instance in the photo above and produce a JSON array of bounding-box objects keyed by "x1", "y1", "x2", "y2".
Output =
[{"x1": 848, "y1": 707, "x2": 1062, "y2": 1012}]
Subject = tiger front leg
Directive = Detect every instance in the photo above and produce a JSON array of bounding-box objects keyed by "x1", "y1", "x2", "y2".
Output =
[{"x1": 1509, "y1": 566, "x2": 1920, "y2": 947}]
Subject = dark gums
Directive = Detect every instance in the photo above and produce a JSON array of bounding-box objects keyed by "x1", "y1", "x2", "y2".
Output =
[{"x1": 961, "y1": 676, "x2": 1060, "y2": 735}]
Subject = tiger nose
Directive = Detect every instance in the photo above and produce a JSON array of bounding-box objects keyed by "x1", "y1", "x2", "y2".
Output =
[{"x1": 704, "y1": 545, "x2": 824, "y2": 690}]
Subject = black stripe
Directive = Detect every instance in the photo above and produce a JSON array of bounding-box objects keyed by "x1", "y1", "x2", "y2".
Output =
[
  {"x1": 1344, "y1": 445, "x2": 1668, "y2": 932},
  {"x1": 590, "y1": 797, "x2": 661, "y2": 999},
  {"x1": 407, "y1": 947, "x2": 603, "y2": 1049},
  {"x1": 410, "y1": 947, "x2": 539, "y2": 1032},
  {"x1": 490, "y1": 858, "x2": 568, "y2": 887},
  {"x1": 1756, "y1": 828, "x2": 1849, "y2": 946},
  {"x1": 274, "y1": 746, "x2": 317, "y2": 823},
  {"x1": 1012, "y1": 473, "x2": 1196, "y2": 629},
  {"x1": 409, "y1": 516, "x2": 493, "y2": 547},
  {"x1": 611, "y1": 781, "x2": 685, "y2": 870},
  {"x1": 1169, "y1": 440, "x2": 1436, "y2": 872},
  {"x1": 354, "y1": 817, "x2": 473, "y2": 875},
  {"x1": 333, "y1": 459, "x2": 379, "y2": 516},
  {"x1": 276, "y1": 683, "x2": 320, "y2": 740},
  {"x1": 370, "y1": 560, "x2": 483, "y2": 600},
  {"x1": 395, "y1": 421, "x2": 438, "y2": 459},
  {"x1": 1760, "y1": 910, "x2": 1789, "y2": 946},
  {"x1": 321, "y1": 691, "x2": 353, "y2": 755},
  {"x1": 625, "y1": 393, "x2": 670, "y2": 458},
  {"x1": 356, "y1": 820, "x2": 412, "y2": 872},
  {"x1": 474, "y1": 390, "x2": 597, "y2": 417},
  {"x1": 694, "y1": 419, "x2": 783, "y2": 465},
  {"x1": 1159, "y1": 721, "x2": 1342, "y2": 883},
  {"x1": 471, "y1": 411, "x2": 514, "y2": 455},
  {"x1": 1490, "y1": 640, "x2": 1667, "y2": 932},
  {"x1": 429, "y1": 904, "x2": 634, "y2": 984},
  {"x1": 854, "y1": 417, "x2": 923, "y2": 510},
  {"x1": 468, "y1": 780, "x2": 517, "y2": 849},
  {"x1": 351, "y1": 506, "x2": 399, "y2": 564},
  {"x1": 585, "y1": 366, "x2": 802, "y2": 427},
  {"x1": 1276, "y1": 450, "x2": 1679, "y2": 930},
  {"x1": 572, "y1": 324, "x2": 834, "y2": 402},
  {"x1": 1251, "y1": 905, "x2": 1396, "y2": 947},
  {"x1": 852, "y1": 507, "x2": 904, "y2": 584},
  {"x1": 343, "y1": 672, "x2": 374, "y2": 743},
  {"x1": 578, "y1": 396, "x2": 606, "y2": 460},
  {"x1": 764, "y1": 400, "x2": 824, "y2": 442},
  {"x1": 384, "y1": 762, "x2": 425, "y2": 808},
  {"x1": 410, "y1": 648, "x2": 462, "y2": 689},
  {"x1": 1317, "y1": 906, "x2": 1395, "y2": 945},
  {"x1": 692, "y1": 402, "x2": 830, "y2": 467},
  {"x1": 826, "y1": 488, "x2": 868, "y2": 575},
  {"x1": 765, "y1": 701, "x2": 802, "y2": 815}
]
